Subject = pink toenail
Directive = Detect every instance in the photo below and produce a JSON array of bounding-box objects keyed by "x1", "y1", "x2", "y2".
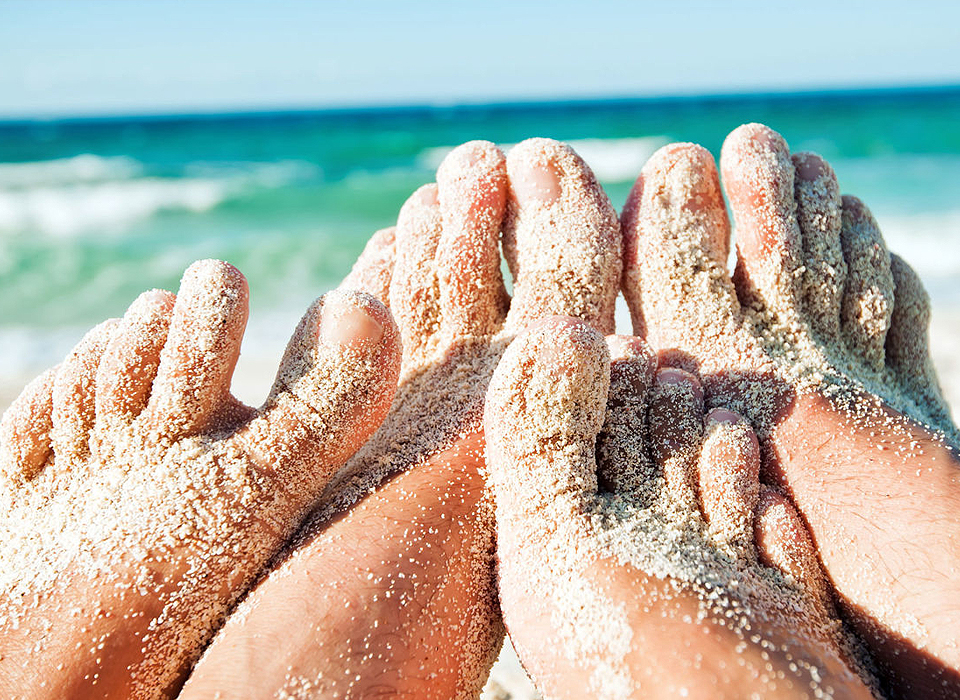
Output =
[
  {"x1": 320, "y1": 295, "x2": 383, "y2": 350},
  {"x1": 706, "y1": 408, "x2": 743, "y2": 425},
  {"x1": 794, "y1": 153, "x2": 826, "y2": 181},
  {"x1": 512, "y1": 159, "x2": 561, "y2": 204},
  {"x1": 656, "y1": 367, "x2": 698, "y2": 386},
  {"x1": 415, "y1": 184, "x2": 439, "y2": 206}
]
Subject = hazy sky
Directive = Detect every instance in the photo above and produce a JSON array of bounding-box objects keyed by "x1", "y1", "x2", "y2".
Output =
[{"x1": 2, "y1": 0, "x2": 959, "y2": 117}]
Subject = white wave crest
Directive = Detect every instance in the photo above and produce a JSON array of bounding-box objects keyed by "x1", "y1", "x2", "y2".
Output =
[
  {"x1": 0, "y1": 156, "x2": 320, "y2": 238},
  {"x1": 183, "y1": 159, "x2": 321, "y2": 186},
  {"x1": 878, "y1": 209, "x2": 960, "y2": 279},
  {"x1": 418, "y1": 136, "x2": 670, "y2": 183},
  {"x1": 0, "y1": 154, "x2": 142, "y2": 188},
  {"x1": 562, "y1": 137, "x2": 671, "y2": 182},
  {"x1": 0, "y1": 178, "x2": 231, "y2": 237}
]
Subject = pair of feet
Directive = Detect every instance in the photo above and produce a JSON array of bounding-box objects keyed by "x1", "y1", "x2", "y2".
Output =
[
  {"x1": 2, "y1": 125, "x2": 958, "y2": 699},
  {"x1": 489, "y1": 126, "x2": 960, "y2": 699},
  {"x1": 0, "y1": 137, "x2": 621, "y2": 699}
]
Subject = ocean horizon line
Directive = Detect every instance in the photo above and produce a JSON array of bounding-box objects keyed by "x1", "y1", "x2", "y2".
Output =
[{"x1": 2, "y1": 80, "x2": 959, "y2": 127}]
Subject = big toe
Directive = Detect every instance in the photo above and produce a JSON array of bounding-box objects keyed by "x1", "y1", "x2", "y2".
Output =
[
  {"x1": 485, "y1": 316, "x2": 609, "y2": 539},
  {"x1": 721, "y1": 124, "x2": 807, "y2": 322},
  {"x1": 621, "y1": 142, "x2": 745, "y2": 372},
  {"x1": 231, "y1": 289, "x2": 401, "y2": 509},
  {"x1": 502, "y1": 138, "x2": 621, "y2": 334}
]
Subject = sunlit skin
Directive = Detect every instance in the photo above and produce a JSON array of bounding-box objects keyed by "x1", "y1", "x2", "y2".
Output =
[
  {"x1": 619, "y1": 126, "x2": 960, "y2": 699},
  {"x1": 2, "y1": 126, "x2": 959, "y2": 700},
  {"x1": 0, "y1": 262, "x2": 401, "y2": 699},
  {"x1": 485, "y1": 318, "x2": 876, "y2": 699},
  {"x1": 182, "y1": 137, "x2": 623, "y2": 698}
]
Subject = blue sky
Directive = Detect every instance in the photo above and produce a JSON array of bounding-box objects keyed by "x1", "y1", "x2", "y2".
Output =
[{"x1": 2, "y1": 0, "x2": 959, "y2": 117}]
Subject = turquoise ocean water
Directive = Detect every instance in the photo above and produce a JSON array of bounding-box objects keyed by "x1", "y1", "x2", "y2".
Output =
[{"x1": 2, "y1": 86, "x2": 959, "y2": 402}]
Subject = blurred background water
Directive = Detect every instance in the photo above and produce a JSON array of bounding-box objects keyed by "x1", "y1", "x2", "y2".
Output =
[
  {"x1": 4, "y1": 2, "x2": 960, "y2": 694},
  {"x1": 2, "y1": 85, "x2": 960, "y2": 406}
]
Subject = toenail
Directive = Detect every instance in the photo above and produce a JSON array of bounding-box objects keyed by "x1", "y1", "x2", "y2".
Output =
[
  {"x1": 320, "y1": 295, "x2": 384, "y2": 350},
  {"x1": 706, "y1": 408, "x2": 743, "y2": 426},
  {"x1": 445, "y1": 141, "x2": 490, "y2": 170},
  {"x1": 606, "y1": 334, "x2": 651, "y2": 362},
  {"x1": 528, "y1": 315, "x2": 580, "y2": 333},
  {"x1": 414, "y1": 184, "x2": 439, "y2": 207},
  {"x1": 128, "y1": 289, "x2": 174, "y2": 313},
  {"x1": 511, "y1": 158, "x2": 561, "y2": 204},
  {"x1": 656, "y1": 367, "x2": 698, "y2": 387},
  {"x1": 794, "y1": 153, "x2": 826, "y2": 181}
]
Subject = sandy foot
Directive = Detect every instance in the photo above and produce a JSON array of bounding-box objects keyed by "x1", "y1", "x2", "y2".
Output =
[
  {"x1": 620, "y1": 124, "x2": 960, "y2": 698},
  {"x1": 485, "y1": 317, "x2": 877, "y2": 699},
  {"x1": 0, "y1": 260, "x2": 400, "y2": 699},
  {"x1": 179, "y1": 138, "x2": 622, "y2": 698}
]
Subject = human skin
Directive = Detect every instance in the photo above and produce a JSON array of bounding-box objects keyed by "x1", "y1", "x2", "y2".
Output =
[
  {"x1": 0, "y1": 261, "x2": 401, "y2": 699},
  {"x1": 619, "y1": 125, "x2": 960, "y2": 699},
  {"x1": 483, "y1": 317, "x2": 877, "y2": 700},
  {"x1": 180, "y1": 137, "x2": 622, "y2": 698}
]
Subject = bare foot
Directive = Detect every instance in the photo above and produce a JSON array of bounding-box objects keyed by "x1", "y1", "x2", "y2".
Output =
[
  {"x1": 0, "y1": 260, "x2": 400, "y2": 699},
  {"x1": 179, "y1": 139, "x2": 622, "y2": 698},
  {"x1": 621, "y1": 125, "x2": 960, "y2": 698},
  {"x1": 485, "y1": 317, "x2": 878, "y2": 699}
]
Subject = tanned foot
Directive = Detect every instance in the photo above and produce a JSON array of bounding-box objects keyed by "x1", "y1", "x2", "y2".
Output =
[
  {"x1": 620, "y1": 125, "x2": 960, "y2": 698},
  {"x1": 0, "y1": 261, "x2": 400, "y2": 699},
  {"x1": 179, "y1": 138, "x2": 621, "y2": 699},
  {"x1": 485, "y1": 317, "x2": 878, "y2": 699}
]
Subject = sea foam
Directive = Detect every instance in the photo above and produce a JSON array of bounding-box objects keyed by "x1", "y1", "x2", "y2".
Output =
[
  {"x1": 0, "y1": 155, "x2": 320, "y2": 238},
  {"x1": 0, "y1": 154, "x2": 141, "y2": 188},
  {"x1": 0, "y1": 178, "x2": 230, "y2": 237}
]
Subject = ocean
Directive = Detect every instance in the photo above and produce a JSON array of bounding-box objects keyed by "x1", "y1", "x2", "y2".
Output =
[{"x1": 2, "y1": 85, "x2": 960, "y2": 408}]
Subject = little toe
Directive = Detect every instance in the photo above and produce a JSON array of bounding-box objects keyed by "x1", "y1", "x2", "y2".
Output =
[
  {"x1": 436, "y1": 140, "x2": 510, "y2": 338},
  {"x1": 388, "y1": 184, "x2": 443, "y2": 364},
  {"x1": 50, "y1": 319, "x2": 120, "y2": 466},
  {"x1": 142, "y1": 260, "x2": 249, "y2": 440},
  {"x1": 502, "y1": 138, "x2": 621, "y2": 334},
  {"x1": 886, "y1": 254, "x2": 952, "y2": 422},
  {"x1": 647, "y1": 367, "x2": 705, "y2": 506},
  {"x1": 839, "y1": 196, "x2": 895, "y2": 371},
  {"x1": 0, "y1": 367, "x2": 57, "y2": 485},
  {"x1": 793, "y1": 152, "x2": 846, "y2": 339},
  {"x1": 754, "y1": 487, "x2": 831, "y2": 609},
  {"x1": 95, "y1": 289, "x2": 176, "y2": 432},
  {"x1": 485, "y1": 317, "x2": 609, "y2": 540},
  {"x1": 231, "y1": 289, "x2": 401, "y2": 508},
  {"x1": 338, "y1": 226, "x2": 396, "y2": 306},
  {"x1": 721, "y1": 123, "x2": 805, "y2": 319},
  {"x1": 621, "y1": 142, "x2": 741, "y2": 356},
  {"x1": 596, "y1": 335, "x2": 657, "y2": 494},
  {"x1": 696, "y1": 408, "x2": 761, "y2": 549}
]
